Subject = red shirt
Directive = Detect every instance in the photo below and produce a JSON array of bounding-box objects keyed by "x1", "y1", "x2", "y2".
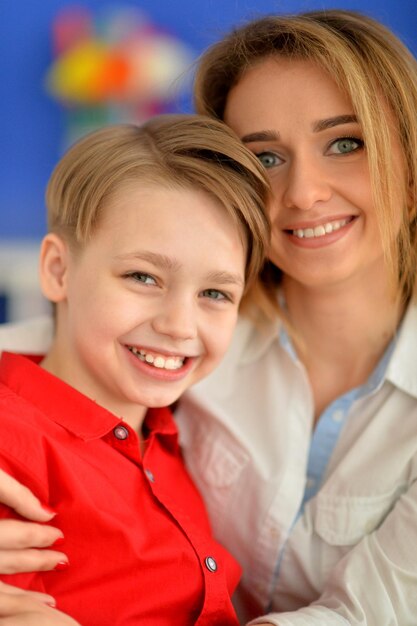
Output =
[{"x1": 0, "y1": 353, "x2": 241, "y2": 626}]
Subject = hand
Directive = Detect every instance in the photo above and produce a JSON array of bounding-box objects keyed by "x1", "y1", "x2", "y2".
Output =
[
  {"x1": 0, "y1": 582, "x2": 80, "y2": 625},
  {"x1": 0, "y1": 470, "x2": 67, "y2": 573}
]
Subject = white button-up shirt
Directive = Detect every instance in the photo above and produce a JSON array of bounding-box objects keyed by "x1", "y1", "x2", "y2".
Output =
[
  {"x1": 1, "y1": 306, "x2": 417, "y2": 625},
  {"x1": 177, "y1": 301, "x2": 417, "y2": 626}
]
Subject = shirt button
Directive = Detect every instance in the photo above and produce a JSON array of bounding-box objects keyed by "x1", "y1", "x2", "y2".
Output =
[
  {"x1": 145, "y1": 469, "x2": 155, "y2": 483},
  {"x1": 332, "y1": 409, "x2": 344, "y2": 423},
  {"x1": 113, "y1": 425, "x2": 129, "y2": 440},
  {"x1": 204, "y1": 556, "x2": 218, "y2": 573}
]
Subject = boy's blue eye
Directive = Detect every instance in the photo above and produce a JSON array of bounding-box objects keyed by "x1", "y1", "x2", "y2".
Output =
[
  {"x1": 201, "y1": 289, "x2": 229, "y2": 301},
  {"x1": 328, "y1": 137, "x2": 364, "y2": 155},
  {"x1": 127, "y1": 272, "x2": 156, "y2": 285},
  {"x1": 255, "y1": 151, "x2": 281, "y2": 168}
]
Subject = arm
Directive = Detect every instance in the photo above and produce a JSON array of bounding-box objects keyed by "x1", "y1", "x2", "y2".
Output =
[
  {"x1": 0, "y1": 469, "x2": 67, "y2": 574},
  {"x1": 0, "y1": 472, "x2": 79, "y2": 625},
  {"x1": 249, "y1": 479, "x2": 417, "y2": 625},
  {"x1": 0, "y1": 317, "x2": 66, "y2": 573}
]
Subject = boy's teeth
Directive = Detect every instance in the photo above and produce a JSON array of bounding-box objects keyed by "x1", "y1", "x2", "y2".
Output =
[
  {"x1": 129, "y1": 347, "x2": 184, "y2": 370},
  {"x1": 293, "y1": 218, "x2": 350, "y2": 239}
]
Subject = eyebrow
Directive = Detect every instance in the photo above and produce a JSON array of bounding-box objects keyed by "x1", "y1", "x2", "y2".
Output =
[
  {"x1": 205, "y1": 271, "x2": 245, "y2": 287},
  {"x1": 116, "y1": 251, "x2": 182, "y2": 271},
  {"x1": 115, "y1": 251, "x2": 245, "y2": 287},
  {"x1": 313, "y1": 114, "x2": 358, "y2": 132},
  {"x1": 240, "y1": 115, "x2": 359, "y2": 144},
  {"x1": 241, "y1": 130, "x2": 279, "y2": 144}
]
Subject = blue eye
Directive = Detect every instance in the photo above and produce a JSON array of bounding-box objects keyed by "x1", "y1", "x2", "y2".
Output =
[
  {"x1": 328, "y1": 137, "x2": 364, "y2": 155},
  {"x1": 201, "y1": 289, "x2": 229, "y2": 302},
  {"x1": 255, "y1": 151, "x2": 282, "y2": 168},
  {"x1": 126, "y1": 272, "x2": 157, "y2": 285}
]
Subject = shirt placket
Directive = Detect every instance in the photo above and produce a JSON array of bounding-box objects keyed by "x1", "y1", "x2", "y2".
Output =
[{"x1": 143, "y1": 436, "x2": 239, "y2": 626}]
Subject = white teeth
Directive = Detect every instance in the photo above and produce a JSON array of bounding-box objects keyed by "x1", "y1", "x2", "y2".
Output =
[
  {"x1": 128, "y1": 347, "x2": 185, "y2": 370},
  {"x1": 165, "y1": 358, "x2": 182, "y2": 370},
  {"x1": 292, "y1": 218, "x2": 350, "y2": 239},
  {"x1": 314, "y1": 225, "x2": 326, "y2": 237}
]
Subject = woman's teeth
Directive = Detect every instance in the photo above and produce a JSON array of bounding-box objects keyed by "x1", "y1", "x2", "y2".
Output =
[
  {"x1": 292, "y1": 218, "x2": 351, "y2": 239},
  {"x1": 128, "y1": 347, "x2": 185, "y2": 370}
]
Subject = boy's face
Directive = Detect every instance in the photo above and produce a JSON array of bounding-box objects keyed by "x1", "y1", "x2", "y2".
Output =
[{"x1": 41, "y1": 183, "x2": 246, "y2": 427}]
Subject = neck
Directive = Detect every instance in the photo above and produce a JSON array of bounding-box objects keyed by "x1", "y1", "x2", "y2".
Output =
[
  {"x1": 282, "y1": 269, "x2": 404, "y2": 419},
  {"x1": 41, "y1": 347, "x2": 148, "y2": 436}
]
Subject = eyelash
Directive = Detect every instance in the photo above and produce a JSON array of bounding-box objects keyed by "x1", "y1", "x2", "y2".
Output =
[
  {"x1": 200, "y1": 289, "x2": 232, "y2": 303},
  {"x1": 327, "y1": 136, "x2": 364, "y2": 155},
  {"x1": 255, "y1": 151, "x2": 282, "y2": 169},
  {"x1": 124, "y1": 271, "x2": 157, "y2": 285}
]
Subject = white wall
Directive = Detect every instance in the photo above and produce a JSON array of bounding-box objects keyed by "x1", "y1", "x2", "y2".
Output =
[{"x1": 0, "y1": 241, "x2": 49, "y2": 322}]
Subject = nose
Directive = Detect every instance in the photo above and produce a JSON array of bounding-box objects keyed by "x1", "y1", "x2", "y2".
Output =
[
  {"x1": 151, "y1": 294, "x2": 198, "y2": 341},
  {"x1": 281, "y1": 155, "x2": 332, "y2": 211}
]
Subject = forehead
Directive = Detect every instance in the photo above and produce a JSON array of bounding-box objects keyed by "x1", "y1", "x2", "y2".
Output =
[
  {"x1": 91, "y1": 182, "x2": 244, "y2": 252},
  {"x1": 225, "y1": 57, "x2": 354, "y2": 130}
]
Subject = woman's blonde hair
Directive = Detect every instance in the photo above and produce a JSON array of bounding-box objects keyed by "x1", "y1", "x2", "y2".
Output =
[
  {"x1": 194, "y1": 9, "x2": 417, "y2": 311},
  {"x1": 46, "y1": 114, "x2": 270, "y2": 293}
]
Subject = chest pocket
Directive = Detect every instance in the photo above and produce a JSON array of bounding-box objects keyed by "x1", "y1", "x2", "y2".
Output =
[{"x1": 313, "y1": 484, "x2": 407, "y2": 546}]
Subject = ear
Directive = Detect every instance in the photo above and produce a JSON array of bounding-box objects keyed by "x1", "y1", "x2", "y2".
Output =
[{"x1": 39, "y1": 233, "x2": 71, "y2": 303}]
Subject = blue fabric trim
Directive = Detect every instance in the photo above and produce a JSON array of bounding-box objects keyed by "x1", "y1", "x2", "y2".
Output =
[
  {"x1": 301, "y1": 336, "x2": 395, "y2": 505},
  {"x1": 268, "y1": 327, "x2": 396, "y2": 596}
]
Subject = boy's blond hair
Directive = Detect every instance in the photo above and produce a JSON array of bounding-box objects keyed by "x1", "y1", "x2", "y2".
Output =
[
  {"x1": 194, "y1": 9, "x2": 417, "y2": 313},
  {"x1": 46, "y1": 114, "x2": 270, "y2": 292}
]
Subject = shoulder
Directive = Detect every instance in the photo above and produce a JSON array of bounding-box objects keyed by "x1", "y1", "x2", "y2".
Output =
[
  {"x1": 0, "y1": 385, "x2": 51, "y2": 499},
  {"x1": 178, "y1": 311, "x2": 296, "y2": 435},
  {"x1": 218, "y1": 311, "x2": 282, "y2": 368},
  {"x1": 0, "y1": 315, "x2": 53, "y2": 354}
]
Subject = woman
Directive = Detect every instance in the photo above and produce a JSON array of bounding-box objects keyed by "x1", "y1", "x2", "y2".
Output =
[
  {"x1": 0, "y1": 583, "x2": 79, "y2": 625},
  {"x1": 0, "y1": 9, "x2": 416, "y2": 626}
]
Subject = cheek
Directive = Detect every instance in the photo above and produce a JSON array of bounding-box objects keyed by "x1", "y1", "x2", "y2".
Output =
[
  {"x1": 207, "y1": 313, "x2": 238, "y2": 360},
  {"x1": 266, "y1": 181, "x2": 289, "y2": 233},
  {"x1": 67, "y1": 280, "x2": 116, "y2": 337}
]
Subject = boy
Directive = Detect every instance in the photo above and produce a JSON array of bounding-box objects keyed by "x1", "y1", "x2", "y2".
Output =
[{"x1": 0, "y1": 114, "x2": 270, "y2": 625}]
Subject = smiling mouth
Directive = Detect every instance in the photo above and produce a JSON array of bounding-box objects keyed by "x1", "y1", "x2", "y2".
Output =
[
  {"x1": 127, "y1": 346, "x2": 187, "y2": 371},
  {"x1": 288, "y1": 217, "x2": 354, "y2": 239}
]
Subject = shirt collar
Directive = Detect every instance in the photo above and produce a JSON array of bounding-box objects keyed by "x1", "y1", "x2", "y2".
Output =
[
  {"x1": 0, "y1": 352, "x2": 178, "y2": 441},
  {"x1": 238, "y1": 311, "x2": 282, "y2": 366},
  {"x1": 238, "y1": 296, "x2": 417, "y2": 400},
  {"x1": 386, "y1": 299, "x2": 417, "y2": 398}
]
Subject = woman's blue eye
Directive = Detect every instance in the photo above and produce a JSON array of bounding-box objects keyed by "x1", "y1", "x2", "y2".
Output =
[
  {"x1": 256, "y1": 152, "x2": 281, "y2": 168},
  {"x1": 328, "y1": 137, "x2": 363, "y2": 155}
]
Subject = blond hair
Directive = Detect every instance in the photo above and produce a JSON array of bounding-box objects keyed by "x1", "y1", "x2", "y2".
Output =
[
  {"x1": 194, "y1": 9, "x2": 417, "y2": 309},
  {"x1": 46, "y1": 114, "x2": 270, "y2": 292}
]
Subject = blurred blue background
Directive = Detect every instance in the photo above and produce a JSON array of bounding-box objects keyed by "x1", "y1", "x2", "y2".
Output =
[
  {"x1": 0, "y1": 0, "x2": 416, "y2": 321},
  {"x1": 1, "y1": 0, "x2": 416, "y2": 241}
]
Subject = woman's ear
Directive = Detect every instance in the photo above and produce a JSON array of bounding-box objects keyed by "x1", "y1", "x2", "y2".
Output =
[{"x1": 39, "y1": 233, "x2": 70, "y2": 303}]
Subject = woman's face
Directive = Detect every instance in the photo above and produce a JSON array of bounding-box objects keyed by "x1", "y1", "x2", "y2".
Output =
[{"x1": 224, "y1": 57, "x2": 403, "y2": 292}]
